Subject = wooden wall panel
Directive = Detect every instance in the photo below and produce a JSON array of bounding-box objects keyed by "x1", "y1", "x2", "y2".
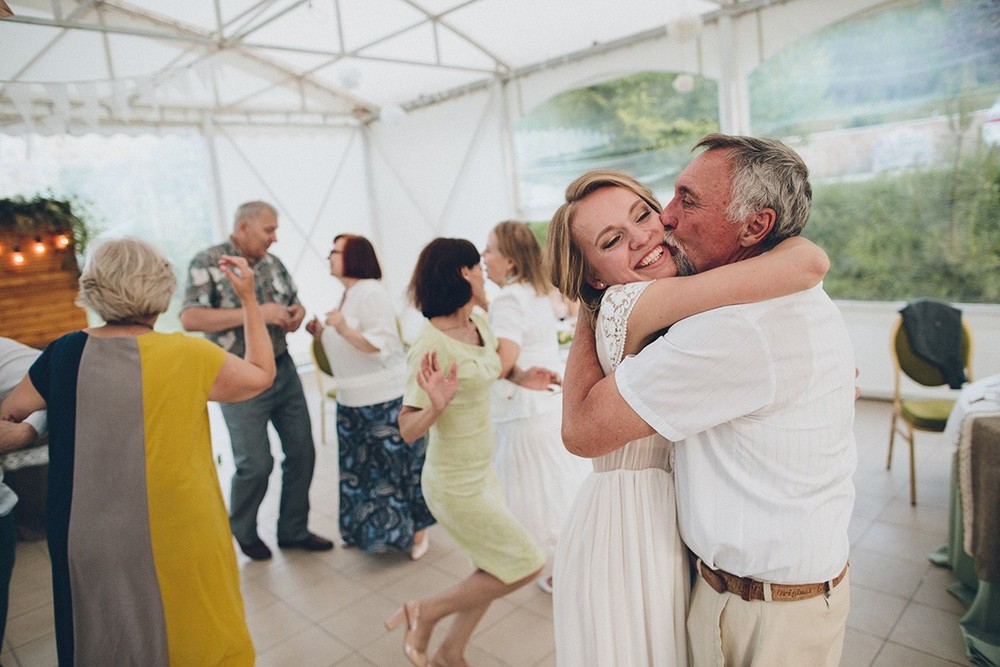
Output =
[{"x1": 0, "y1": 230, "x2": 89, "y2": 350}]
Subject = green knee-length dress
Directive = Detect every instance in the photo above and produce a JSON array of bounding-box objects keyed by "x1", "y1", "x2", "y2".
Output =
[{"x1": 404, "y1": 312, "x2": 545, "y2": 583}]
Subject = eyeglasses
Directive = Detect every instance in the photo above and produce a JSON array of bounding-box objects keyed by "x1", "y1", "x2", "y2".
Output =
[{"x1": 328, "y1": 249, "x2": 342, "y2": 257}]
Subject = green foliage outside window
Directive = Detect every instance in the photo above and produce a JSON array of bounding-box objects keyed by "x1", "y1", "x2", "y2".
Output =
[
  {"x1": 528, "y1": 147, "x2": 1000, "y2": 303},
  {"x1": 808, "y1": 146, "x2": 1000, "y2": 303},
  {"x1": 516, "y1": 0, "x2": 1000, "y2": 304}
]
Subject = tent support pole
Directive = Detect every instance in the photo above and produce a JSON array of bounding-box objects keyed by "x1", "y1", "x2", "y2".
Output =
[
  {"x1": 497, "y1": 79, "x2": 521, "y2": 220},
  {"x1": 361, "y1": 125, "x2": 384, "y2": 265},
  {"x1": 202, "y1": 114, "x2": 229, "y2": 240}
]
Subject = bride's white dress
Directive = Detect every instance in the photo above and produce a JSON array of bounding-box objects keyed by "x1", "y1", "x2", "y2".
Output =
[{"x1": 552, "y1": 282, "x2": 689, "y2": 667}]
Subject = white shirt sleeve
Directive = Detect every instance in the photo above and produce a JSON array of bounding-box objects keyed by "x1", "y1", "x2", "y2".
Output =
[
  {"x1": 488, "y1": 288, "x2": 525, "y2": 346},
  {"x1": 615, "y1": 306, "x2": 775, "y2": 442},
  {"x1": 22, "y1": 410, "x2": 47, "y2": 440},
  {"x1": 347, "y1": 281, "x2": 402, "y2": 362}
]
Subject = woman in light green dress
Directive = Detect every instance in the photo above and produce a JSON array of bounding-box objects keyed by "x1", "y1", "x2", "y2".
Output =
[{"x1": 387, "y1": 238, "x2": 555, "y2": 667}]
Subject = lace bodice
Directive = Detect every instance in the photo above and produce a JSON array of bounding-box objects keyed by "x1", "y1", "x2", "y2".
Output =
[
  {"x1": 597, "y1": 282, "x2": 650, "y2": 373},
  {"x1": 593, "y1": 281, "x2": 673, "y2": 473}
]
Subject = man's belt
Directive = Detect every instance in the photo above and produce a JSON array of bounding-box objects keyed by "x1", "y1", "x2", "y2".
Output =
[{"x1": 696, "y1": 559, "x2": 848, "y2": 602}]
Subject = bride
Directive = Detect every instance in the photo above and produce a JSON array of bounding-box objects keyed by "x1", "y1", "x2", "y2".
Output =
[{"x1": 545, "y1": 169, "x2": 829, "y2": 665}]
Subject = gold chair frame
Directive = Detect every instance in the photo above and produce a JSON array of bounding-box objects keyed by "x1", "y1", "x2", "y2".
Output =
[
  {"x1": 887, "y1": 316, "x2": 973, "y2": 505},
  {"x1": 310, "y1": 337, "x2": 337, "y2": 445}
]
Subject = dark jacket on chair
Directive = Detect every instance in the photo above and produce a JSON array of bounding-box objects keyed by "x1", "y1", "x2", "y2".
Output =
[{"x1": 900, "y1": 298, "x2": 967, "y2": 389}]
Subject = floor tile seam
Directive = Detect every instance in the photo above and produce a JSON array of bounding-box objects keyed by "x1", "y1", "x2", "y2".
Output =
[
  {"x1": 254, "y1": 622, "x2": 352, "y2": 664},
  {"x1": 877, "y1": 638, "x2": 969, "y2": 666},
  {"x1": 472, "y1": 602, "x2": 552, "y2": 641},
  {"x1": 884, "y1": 600, "x2": 968, "y2": 664}
]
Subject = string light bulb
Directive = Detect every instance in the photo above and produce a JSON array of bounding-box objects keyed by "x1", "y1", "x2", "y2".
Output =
[
  {"x1": 11, "y1": 246, "x2": 25, "y2": 266},
  {"x1": 32, "y1": 235, "x2": 47, "y2": 255},
  {"x1": 54, "y1": 233, "x2": 71, "y2": 249}
]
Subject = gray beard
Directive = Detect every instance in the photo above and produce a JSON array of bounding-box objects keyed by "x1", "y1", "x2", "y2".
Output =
[
  {"x1": 673, "y1": 249, "x2": 696, "y2": 277},
  {"x1": 664, "y1": 232, "x2": 697, "y2": 276}
]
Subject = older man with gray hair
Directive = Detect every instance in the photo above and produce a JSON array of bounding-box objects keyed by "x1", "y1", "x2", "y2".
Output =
[{"x1": 182, "y1": 201, "x2": 332, "y2": 560}]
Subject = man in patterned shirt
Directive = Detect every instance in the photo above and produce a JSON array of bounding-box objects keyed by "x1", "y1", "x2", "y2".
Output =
[{"x1": 181, "y1": 201, "x2": 332, "y2": 560}]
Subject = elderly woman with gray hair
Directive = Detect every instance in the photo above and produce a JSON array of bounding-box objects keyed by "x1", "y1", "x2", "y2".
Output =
[{"x1": 1, "y1": 237, "x2": 275, "y2": 666}]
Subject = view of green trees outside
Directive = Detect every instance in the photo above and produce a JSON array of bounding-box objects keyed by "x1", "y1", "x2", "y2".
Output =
[
  {"x1": 751, "y1": 0, "x2": 1000, "y2": 303},
  {"x1": 517, "y1": 0, "x2": 1000, "y2": 304},
  {"x1": 514, "y1": 71, "x2": 719, "y2": 217}
]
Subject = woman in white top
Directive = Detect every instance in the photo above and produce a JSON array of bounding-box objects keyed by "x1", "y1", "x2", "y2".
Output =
[
  {"x1": 306, "y1": 234, "x2": 434, "y2": 558},
  {"x1": 545, "y1": 170, "x2": 829, "y2": 666},
  {"x1": 481, "y1": 221, "x2": 590, "y2": 592}
]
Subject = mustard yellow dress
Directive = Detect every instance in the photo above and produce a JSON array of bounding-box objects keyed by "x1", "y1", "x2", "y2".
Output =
[
  {"x1": 404, "y1": 312, "x2": 545, "y2": 583},
  {"x1": 29, "y1": 331, "x2": 254, "y2": 666}
]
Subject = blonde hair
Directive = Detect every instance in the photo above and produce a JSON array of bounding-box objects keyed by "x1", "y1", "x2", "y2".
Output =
[
  {"x1": 546, "y1": 170, "x2": 661, "y2": 324},
  {"x1": 491, "y1": 220, "x2": 550, "y2": 296},
  {"x1": 76, "y1": 237, "x2": 176, "y2": 322}
]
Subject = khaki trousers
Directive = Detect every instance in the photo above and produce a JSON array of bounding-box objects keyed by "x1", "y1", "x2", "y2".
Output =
[{"x1": 688, "y1": 567, "x2": 850, "y2": 667}]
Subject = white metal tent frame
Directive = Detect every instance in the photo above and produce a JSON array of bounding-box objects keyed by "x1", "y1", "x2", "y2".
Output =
[
  {"x1": 8, "y1": 0, "x2": 997, "y2": 400},
  {"x1": 0, "y1": 0, "x2": 897, "y2": 281},
  {"x1": 0, "y1": 0, "x2": 821, "y2": 131}
]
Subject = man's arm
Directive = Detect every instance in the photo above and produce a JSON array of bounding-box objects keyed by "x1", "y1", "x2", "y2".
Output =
[
  {"x1": 179, "y1": 306, "x2": 246, "y2": 333},
  {"x1": 181, "y1": 303, "x2": 291, "y2": 333},
  {"x1": 561, "y1": 317, "x2": 655, "y2": 458}
]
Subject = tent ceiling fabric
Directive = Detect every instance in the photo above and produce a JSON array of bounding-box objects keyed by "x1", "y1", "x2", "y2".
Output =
[{"x1": 0, "y1": 0, "x2": 742, "y2": 131}]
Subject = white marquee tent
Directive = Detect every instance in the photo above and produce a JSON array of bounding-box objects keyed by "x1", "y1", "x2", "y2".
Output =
[{"x1": 2, "y1": 0, "x2": 998, "y2": 392}]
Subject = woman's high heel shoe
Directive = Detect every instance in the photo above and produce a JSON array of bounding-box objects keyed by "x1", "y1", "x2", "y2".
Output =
[{"x1": 384, "y1": 601, "x2": 427, "y2": 667}]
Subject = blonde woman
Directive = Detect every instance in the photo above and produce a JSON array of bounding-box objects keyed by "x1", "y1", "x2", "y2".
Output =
[
  {"x1": 1, "y1": 237, "x2": 274, "y2": 666},
  {"x1": 481, "y1": 220, "x2": 589, "y2": 592}
]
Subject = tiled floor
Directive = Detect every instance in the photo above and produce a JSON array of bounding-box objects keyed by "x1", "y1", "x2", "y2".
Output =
[{"x1": 3, "y1": 384, "x2": 977, "y2": 666}]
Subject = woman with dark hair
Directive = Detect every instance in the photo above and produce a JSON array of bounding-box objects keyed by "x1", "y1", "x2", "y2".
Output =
[
  {"x1": 306, "y1": 234, "x2": 434, "y2": 557},
  {"x1": 385, "y1": 237, "x2": 556, "y2": 667}
]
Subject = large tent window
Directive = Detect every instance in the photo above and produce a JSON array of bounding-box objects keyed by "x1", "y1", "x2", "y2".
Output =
[
  {"x1": 748, "y1": 0, "x2": 1000, "y2": 304},
  {"x1": 513, "y1": 71, "x2": 720, "y2": 221}
]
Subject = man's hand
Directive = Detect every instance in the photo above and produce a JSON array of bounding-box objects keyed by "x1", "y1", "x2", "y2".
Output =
[
  {"x1": 0, "y1": 420, "x2": 38, "y2": 453},
  {"x1": 286, "y1": 303, "x2": 306, "y2": 332},
  {"x1": 260, "y1": 303, "x2": 293, "y2": 330}
]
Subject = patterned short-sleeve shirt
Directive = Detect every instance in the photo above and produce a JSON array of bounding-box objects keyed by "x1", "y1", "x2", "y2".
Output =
[{"x1": 182, "y1": 239, "x2": 299, "y2": 358}]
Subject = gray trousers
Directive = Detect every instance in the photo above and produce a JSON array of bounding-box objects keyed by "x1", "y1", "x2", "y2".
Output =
[{"x1": 220, "y1": 353, "x2": 315, "y2": 544}]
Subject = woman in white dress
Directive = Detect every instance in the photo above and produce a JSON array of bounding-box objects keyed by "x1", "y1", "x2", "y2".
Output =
[
  {"x1": 481, "y1": 221, "x2": 591, "y2": 592},
  {"x1": 546, "y1": 169, "x2": 830, "y2": 666}
]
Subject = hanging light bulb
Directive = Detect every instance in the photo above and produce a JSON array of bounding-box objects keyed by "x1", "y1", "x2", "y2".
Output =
[
  {"x1": 32, "y1": 235, "x2": 47, "y2": 255},
  {"x1": 11, "y1": 245, "x2": 25, "y2": 266},
  {"x1": 55, "y1": 233, "x2": 71, "y2": 249}
]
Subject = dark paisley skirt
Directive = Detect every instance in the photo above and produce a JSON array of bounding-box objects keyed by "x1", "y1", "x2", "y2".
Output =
[{"x1": 337, "y1": 397, "x2": 435, "y2": 553}]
